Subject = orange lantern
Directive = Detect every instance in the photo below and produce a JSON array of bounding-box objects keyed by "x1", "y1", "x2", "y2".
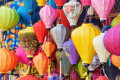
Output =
[
  {"x1": 111, "y1": 55, "x2": 120, "y2": 69},
  {"x1": 0, "y1": 48, "x2": 18, "y2": 74},
  {"x1": 33, "y1": 51, "x2": 50, "y2": 78},
  {"x1": 18, "y1": 75, "x2": 41, "y2": 80}
]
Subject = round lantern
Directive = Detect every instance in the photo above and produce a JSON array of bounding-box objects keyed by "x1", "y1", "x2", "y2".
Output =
[
  {"x1": 18, "y1": 75, "x2": 40, "y2": 80},
  {"x1": 33, "y1": 52, "x2": 50, "y2": 78},
  {"x1": 54, "y1": 0, "x2": 67, "y2": 9},
  {"x1": 96, "y1": 76, "x2": 109, "y2": 80},
  {"x1": 111, "y1": 14, "x2": 120, "y2": 27},
  {"x1": 103, "y1": 23, "x2": 120, "y2": 56},
  {"x1": 63, "y1": 39, "x2": 79, "y2": 65},
  {"x1": 63, "y1": 0, "x2": 83, "y2": 28},
  {"x1": 0, "y1": 6, "x2": 20, "y2": 31},
  {"x1": 36, "y1": 0, "x2": 46, "y2": 7},
  {"x1": 111, "y1": 55, "x2": 120, "y2": 69},
  {"x1": 40, "y1": 5, "x2": 57, "y2": 30},
  {"x1": 0, "y1": 48, "x2": 18, "y2": 74},
  {"x1": 33, "y1": 20, "x2": 48, "y2": 45},
  {"x1": 91, "y1": 0, "x2": 115, "y2": 23},
  {"x1": 71, "y1": 23, "x2": 101, "y2": 67},
  {"x1": 93, "y1": 33, "x2": 110, "y2": 63},
  {"x1": 18, "y1": 27, "x2": 38, "y2": 59},
  {"x1": 80, "y1": 0, "x2": 91, "y2": 9}
]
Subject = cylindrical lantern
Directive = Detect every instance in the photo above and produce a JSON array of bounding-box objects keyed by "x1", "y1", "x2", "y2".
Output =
[
  {"x1": 55, "y1": 50, "x2": 73, "y2": 77},
  {"x1": 91, "y1": 0, "x2": 115, "y2": 23},
  {"x1": 80, "y1": 0, "x2": 91, "y2": 8},
  {"x1": 40, "y1": 5, "x2": 57, "y2": 30},
  {"x1": 71, "y1": 23, "x2": 101, "y2": 66},
  {"x1": 0, "y1": 6, "x2": 20, "y2": 31},
  {"x1": 96, "y1": 76, "x2": 110, "y2": 80},
  {"x1": 36, "y1": 0, "x2": 46, "y2": 7},
  {"x1": 54, "y1": 0, "x2": 67, "y2": 9},
  {"x1": 63, "y1": 39, "x2": 79, "y2": 65},
  {"x1": 50, "y1": 24, "x2": 70, "y2": 50},
  {"x1": 103, "y1": 23, "x2": 120, "y2": 56},
  {"x1": 33, "y1": 20, "x2": 48, "y2": 44},
  {"x1": 111, "y1": 55, "x2": 120, "y2": 69},
  {"x1": 18, "y1": 75, "x2": 40, "y2": 80},
  {"x1": 0, "y1": 48, "x2": 18, "y2": 74},
  {"x1": 18, "y1": 27, "x2": 38, "y2": 59},
  {"x1": 111, "y1": 14, "x2": 120, "y2": 27},
  {"x1": 63, "y1": 0, "x2": 83, "y2": 28},
  {"x1": 93, "y1": 33, "x2": 110, "y2": 63}
]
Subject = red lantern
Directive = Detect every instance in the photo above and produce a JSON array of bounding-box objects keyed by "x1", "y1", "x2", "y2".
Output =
[
  {"x1": 18, "y1": 75, "x2": 41, "y2": 80},
  {"x1": 33, "y1": 20, "x2": 48, "y2": 44},
  {"x1": 56, "y1": 9, "x2": 71, "y2": 30},
  {"x1": 96, "y1": 76, "x2": 109, "y2": 80},
  {"x1": 54, "y1": 0, "x2": 67, "y2": 7}
]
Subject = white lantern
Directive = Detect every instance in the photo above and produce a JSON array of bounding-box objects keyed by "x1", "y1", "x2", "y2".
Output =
[
  {"x1": 87, "y1": 6, "x2": 94, "y2": 16},
  {"x1": 93, "y1": 33, "x2": 110, "y2": 63},
  {"x1": 63, "y1": 0, "x2": 83, "y2": 28}
]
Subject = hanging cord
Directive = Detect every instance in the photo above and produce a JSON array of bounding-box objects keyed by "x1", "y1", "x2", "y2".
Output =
[{"x1": 59, "y1": 50, "x2": 62, "y2": 80}]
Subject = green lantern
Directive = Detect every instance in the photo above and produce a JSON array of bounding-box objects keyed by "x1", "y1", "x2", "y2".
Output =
[
  {"x1": 0, "y1": 6, "x2": 20, "y2": 31},
  {"x1": 18, "y1": 27, "x2": 38, "y2": 59},
  {"x1": 111, "y1": 14, "x2": 120, "y2": 27}
]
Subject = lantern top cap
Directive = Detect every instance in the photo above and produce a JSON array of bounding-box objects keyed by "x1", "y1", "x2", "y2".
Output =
[
  {"x1": 57, "y1": 24, "x2": 64, "y2": 26},
  {"x1": 26, "y1": 27, "x2": 33, "y2": 29},
  {"x1": 45, "y1": 5, "x2": 51, "y2": 7},
  {"x1": 70, "y1": 0, "x2": 77, "y2": 2},
  {"x1": 0, "y1": 6, "x2": 9, "y2": 8},
  {"x1": 100, "y1": 33, "x2": 105, "y2": 36},
  {"x1": 82, "y1": 23, "x2": 93, "y2": 27}
]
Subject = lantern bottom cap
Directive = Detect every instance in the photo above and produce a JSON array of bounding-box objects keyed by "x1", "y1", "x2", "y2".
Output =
[{"x1": 0, "y1": 29, "x2": 8, "y2": 31}]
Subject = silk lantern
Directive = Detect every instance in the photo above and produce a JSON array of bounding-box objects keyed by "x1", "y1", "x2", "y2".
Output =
[
  {"x1": 23, "y1": 0, "x2": 38, "y2": 15},
  {"x1": 56, "y1": 9, "x2": 71, "y2": 30},
  {"x1": 88, "y1": 55, "x2": 100, "y2": 72},
  {"x1": 111, "y1": 14, "x2": 120, "y2": 27},
  {"x1": 40, "y1": 5, "x2": 57, "y2": 30},
  {"x1": 80, "y1": 0, "x2": 91, "y2": 9},
  {"x1": 55, "y1": 50, "x2": 73, "y2": 78},
  {"x1": 18, "y1": 75, "x2": 41, "y2": 80},
  {"x1": 54, "y1": 0, "x2": 67, "y2": 9},
  {"x1": 33, "y1": 20, "x2": 48, "y2": 44},
  {"x1": 103, "y1": 23, "x2": 120, "y2": 56},
  {"x1": 91, "y1": 0, "x2": 115, "y2": 23},
  {"x1": 71, "y1": 23, "x2": 101, "y2": 66},
  {"x1": 33, "y1": 52, "x2": 50, "y2": 78},
  {"x1": 63, "y1": 0, "x2": 83, "y2": 28},
  {"x1": 93, "y1": 33, "x2": 110, "y2": 63},
  {"x1": 63, "y1": 39, "x2": 79, "y2": 65},
  {"x1": 0, "y1": 6, "x2": 20, "y2": 31},
  {"x1": 0, "y1": 48, "x2": 18, "y2": 74},
  {"x1": 50, "y1": 24, "x2": 70, "y2": 50},
  {"x1": 101, "y1": 26, "x2": 111, "y2": 33},
  {"x1": 18, "y1": 27, "x2": 38, "y2": 59},
  {"x1": 74, "y1": 60, "x2": 87, "y2": 79},
  {"x1": 111, "y1": 55, "x2": 120, "y2": 69},
  {"x1": 47, "y1": 0, "x2": 57, "y2": 9},
  {"x1": 44, "y1": 41, "x2": 56, "y2": 58},
  {"x1": 96, "y1": 76, "x2": 110, "y2": 80},
  {"x1": 36, "y1": 0, "x2": 46, "y2": 7}
]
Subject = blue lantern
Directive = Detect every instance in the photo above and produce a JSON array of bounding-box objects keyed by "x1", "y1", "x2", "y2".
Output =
[
  {"x1": 47, "y1": 0, "x2": 56, "y2": 9},
  {"x1": 101, "y1": 25, "x2": 111, "y2": 33}
]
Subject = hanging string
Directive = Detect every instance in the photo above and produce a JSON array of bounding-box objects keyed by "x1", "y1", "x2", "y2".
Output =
[{"x1": 59, "y1": 50, "x2": 62, "y2": 80}]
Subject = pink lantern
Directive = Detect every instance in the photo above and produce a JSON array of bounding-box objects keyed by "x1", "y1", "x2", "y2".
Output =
[
  {"x1": 16, "y1": 45, "x2": 39, "y2": 65},
  {"x1": 91, "y1": 0, "x2": 115, "y2": 23},
  {"x1": 80, "y1": 0, "x2": 91, "y2": 7},
  {"x1": 103, "y1": 23, "x2": 120, "y2": 56},
  {"x1": 40, "y1": 5, "x2": 57, "y2": 30}
]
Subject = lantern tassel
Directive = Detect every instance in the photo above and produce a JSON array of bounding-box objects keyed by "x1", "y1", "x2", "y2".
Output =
[
  {"x1": 48, "y1": 58, "x2": 51, "y2": 76},
  {"x1": 60, "y1": 50, "x2": 62, "y2": 80}
]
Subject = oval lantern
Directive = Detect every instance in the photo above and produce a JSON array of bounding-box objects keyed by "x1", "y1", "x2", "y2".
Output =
[
  {"x1": 40, "y1": 5, "x2": 57, "y2": 30},
  {"x1": 18, "y1": 27, "x2": 38, "y2": 59},
  {"x1": 93, "y1": 33, "x2": 110, "y2": 63},
  {"x1": 44, "y1": 41, "x2": 56, "y2": 58},
  {"x1": 71, "y1": 23, "x2": 101, "y2": 66},
  {"x1": 91, "y1": 0, "x2": 115, "y2": 23},
  {"x1": 63, "y1": 39, "x2": 79, "y2": 65},
  {"x1": 55, "y1": 50, "x2": 73, "y2": 78},
  {"x1": 101, "y1": 25, "x2": 111, "y2": 33},
  {"x1": 103, "y1": 23, "x2": 120, "y2": 56},
  {"x1": 18, "y1": 75, "x2": 41, "y2": 80},
  {"x1": 54, "y1": 0, "x2": 67, "y2": 9},
  {"x1": 111, "y1": 14, "x2": 120, "y2": 27},
  {"x1": 111, "y1": 55, "x2": 120, "y2": 69},
  {"x1": 36, "y1": 0, "x2": 46, "y2": 7},
  {"x1": 33, "y1": 52, "x2": 50, "y2": 78},
  {"x1": 74, "y1": 60, "x2": 87, "y2": 79},
  {"x1": 0, "y1": 6, "x2": 20, "y2": 31},
  {"x1": 50, "y1": 24, "x2": 70, "y2": 50},
  {"x1": 0, "y1": 48, "x2": 18, "y2": 74},
  {"x1": 23, "y1": 0, "x2": 38, "y2": 14},
  {"x1": 33, "y1": 20, "x2": 48, "y2": 44},
  {"x1": 80, "y1": 0, "x2": 91, "y2": 9},
  {"x1": 63, "y1": 0, "x2": 83, "y2": 28},
  {"x1": 56, "y1": 9, "x2": 71, "y2": 30},
  {"x1": 96, "y1": 76, "x2": 110, "y2": 80}
]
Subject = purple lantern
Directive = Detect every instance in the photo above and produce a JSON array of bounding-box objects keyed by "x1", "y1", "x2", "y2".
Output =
[{"x1": 63, "y1": 39, "x2": 79, "y2": 65}]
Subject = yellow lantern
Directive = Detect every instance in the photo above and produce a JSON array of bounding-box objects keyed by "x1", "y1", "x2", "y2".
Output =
[
  {"x1": 71, "y1": 23, "x2": 101, "y2": 67},
  {"x1": 36, "y1": 0, "x2": 46, "y2": 6}
]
